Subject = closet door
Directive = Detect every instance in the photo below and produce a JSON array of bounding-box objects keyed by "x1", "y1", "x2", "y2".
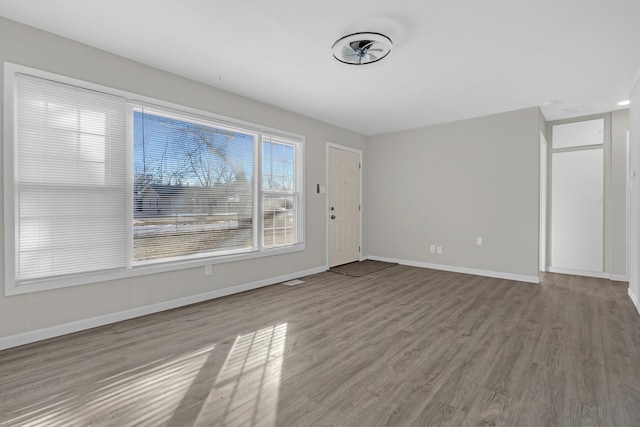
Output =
[{"x1": 550, "y1": 119, "x2": 604, "y2": 274}]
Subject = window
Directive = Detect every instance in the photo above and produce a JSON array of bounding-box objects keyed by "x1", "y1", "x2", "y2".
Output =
[
  {"x1": 133, "y1": 108, "x2": 256, "y2": 262},
  {"x1": 262, "y1": 137, "x2": 299, "y2": 248},
  {"x1": 4, "y1": 64, "x2": 304, "y2": 294}
]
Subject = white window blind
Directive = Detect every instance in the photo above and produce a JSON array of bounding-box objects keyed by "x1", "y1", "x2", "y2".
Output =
[
  {"x1": 13, "y1": 73, "x2": 128, "y2": 284},
  {"x1": 133, "y1": 107, "x2": 256, "y2": 262}
]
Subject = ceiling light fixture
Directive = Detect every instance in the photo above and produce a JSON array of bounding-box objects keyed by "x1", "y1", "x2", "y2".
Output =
[
  {"x1": 332, "y1": 32, "x2": 393, "y2": 66},
  {"x1": 617, "y1": 99, "x2": 631, "y2": 106}
]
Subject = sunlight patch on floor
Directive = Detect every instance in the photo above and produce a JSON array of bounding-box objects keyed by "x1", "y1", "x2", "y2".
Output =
[
  {"x1": 195, "y1": 323, "x2": 288, "y2": 426},
  {"x1": 1, "y1": 344, "x2": 215, "y2": 427}
]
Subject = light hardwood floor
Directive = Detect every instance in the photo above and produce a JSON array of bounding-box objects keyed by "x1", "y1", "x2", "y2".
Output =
[{"x1": 1, "y1": 266, "x2": 639, "y2": 426}]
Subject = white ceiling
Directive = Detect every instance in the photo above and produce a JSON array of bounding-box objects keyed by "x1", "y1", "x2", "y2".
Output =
[{"x1": 1, "y1": 0, "x2": 639, "y2": 135}]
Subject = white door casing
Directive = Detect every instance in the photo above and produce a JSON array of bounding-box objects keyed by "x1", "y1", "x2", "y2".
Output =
[
  {"x1": 549, "y1": 118, "x2": 606, "y2": 276},
  {"x1": 328, "y1": 145, "x2": 361, "y2": 267},
  {"x1": 540, "y1": 132, "x2": 548, "y2": 272}
]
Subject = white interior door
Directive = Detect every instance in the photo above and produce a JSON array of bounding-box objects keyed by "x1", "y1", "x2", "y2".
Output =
[
  {"x1": 550, "y1": 118, "x2": 605, "y2": 275},
  {"x1": 551, "y1": 149, "x2": 604, "y2": 272},
  {"x1": 329, "y1": 147, "x2": 360, "y2": 267}
]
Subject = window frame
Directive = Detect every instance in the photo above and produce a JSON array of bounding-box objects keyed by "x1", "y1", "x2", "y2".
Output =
[
  {"x1": 260, "y1": 136, "x2": 303, "y2": 250},
  {"x1": 3, "y1": 62, "x2": 305, "y2": 296}
]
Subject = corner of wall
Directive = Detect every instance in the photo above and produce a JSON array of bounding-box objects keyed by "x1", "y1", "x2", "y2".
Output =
[{"x1": 628, "y1": 65, "x2": 640, "y2": 303}]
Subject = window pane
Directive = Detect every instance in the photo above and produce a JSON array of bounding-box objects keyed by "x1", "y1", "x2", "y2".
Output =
[
  {"x1": 262, "y1": 140, "x2": 295, "y2": 192},
  {"x1": 263, "y1": 195, "x2": 296, "y2": 248},
  {"x1": 133, "y1": 109, "x2": 255, "y2": 261}
]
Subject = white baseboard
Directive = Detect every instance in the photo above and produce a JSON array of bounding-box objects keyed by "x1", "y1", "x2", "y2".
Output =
[
  {"x1": 546, "y1": 267, "x2": 610, "y2": 279},
  {"x1": 0, "y1": 265, "x2": 327, "y2": 351},
  {"x1": 365, "y1": 255, "x2": 539, "y2": 284},
  {"x1": 611, "y1": 274, "x2": 629, "y2": 282},
  {"x1": 629, "y1": 288, "x2": 640, "y2": 316}
]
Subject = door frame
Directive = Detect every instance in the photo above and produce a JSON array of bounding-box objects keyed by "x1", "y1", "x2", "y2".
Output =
[
  {"x1": 546, "y1": 113, "x2": 610, "y2": 279},
  {"x1": 539, "y1": 131, "x2": 548, "y2": 272},
  {"x1": 326, "y1": 142, "x2": 363, "y2": 268}
]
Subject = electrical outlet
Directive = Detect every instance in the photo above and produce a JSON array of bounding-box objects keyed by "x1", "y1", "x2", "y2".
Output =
[
  {"x1": 476, "y1": 237, "x2": 483, "y2": 246},
  {"x1": 430, "y1": 244, "x2": 436, "y2": 253},
  {"x1": 204, "y1": 265, "x2": 212, "y2": 276},
  {"x1": 436, "y1": 246, "x2": 442, "y2": 254}
]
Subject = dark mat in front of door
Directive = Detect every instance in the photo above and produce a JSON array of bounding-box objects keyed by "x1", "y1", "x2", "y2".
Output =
[{"x1": 329, "y1": 260, "x2": 397, "y2": 277}]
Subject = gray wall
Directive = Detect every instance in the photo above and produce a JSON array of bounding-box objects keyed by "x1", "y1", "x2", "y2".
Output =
[
  {"x1": 630, "y1": 77, "x2": 640, "y2": 308},
  {"x1": 0, "y1": 17, "x2": 367, "y2": 341},
  {"x1": 366, "y1": 107, "x2": 541, "y2": 278}
]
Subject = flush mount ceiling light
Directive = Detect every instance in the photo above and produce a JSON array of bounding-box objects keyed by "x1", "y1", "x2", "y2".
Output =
[
  {"x1": 331, "y1": 32, "x2": 393, "y2": 65},
  {"x1": 617, "y1": 99, "x2": 631, "y2": 106}
]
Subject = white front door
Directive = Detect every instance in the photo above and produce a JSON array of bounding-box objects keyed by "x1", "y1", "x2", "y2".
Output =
[{"x1": 329, "y1": 147, "x2": 361, "y2": 267}]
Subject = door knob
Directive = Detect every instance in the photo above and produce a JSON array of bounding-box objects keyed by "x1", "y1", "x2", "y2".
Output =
[{"x1": 331, "y1": 215, "x2": 336, "y2": 220}]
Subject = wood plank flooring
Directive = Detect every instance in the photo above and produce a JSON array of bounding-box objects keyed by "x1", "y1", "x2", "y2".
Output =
[{"x1": 1, "y1": 266, "x2": 639, "y2": 426}]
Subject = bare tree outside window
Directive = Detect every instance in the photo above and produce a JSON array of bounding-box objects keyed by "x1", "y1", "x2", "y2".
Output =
[{"x1": 133, "y1": 110, "x2": 254, "y2": 261}]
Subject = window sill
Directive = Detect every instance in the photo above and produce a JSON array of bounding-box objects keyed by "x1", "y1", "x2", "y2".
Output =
[{"x1": 5, "y1": 243, "x2": 305, "y2": 296}]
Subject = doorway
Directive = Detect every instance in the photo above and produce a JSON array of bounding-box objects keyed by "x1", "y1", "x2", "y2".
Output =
[
  {"x1": 327, "y1": 144, "x2": 362, "y2": 267},
  {"x1": 549, "y1": 118, "x2": 605, "y2": 276}
]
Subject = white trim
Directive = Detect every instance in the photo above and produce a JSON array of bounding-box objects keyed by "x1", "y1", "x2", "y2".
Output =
[
  {"x1": 365, "y1": 255, "x2": 540, "y2": 284},
  {"x1": 125, "y1": 104, "x2": 135, "y2": 268},
  {"x1": 611, "y1": 274, "x2": 629, "y2": 282},
  {"x1": 539, "y1": 131, "x2": 548, "y2": 272},
  {"x1": 629, "y1": 287, "x2": 640, "y2": 316},
  {"x1": 546, "y1": 266, "x2": 610, "y2": 279},
  {"x1": 0, "y1": 265, "x2": 327, "y2": 351},
  {"x1": 626, "y1": 131, "x2": 631, "y2": 282},
  {"x1": 326, "y1": 142, "x2": 363, "y2": 267},
  {"x1": 3, "y1": 62, "x2": 18, "y2": 298}
]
